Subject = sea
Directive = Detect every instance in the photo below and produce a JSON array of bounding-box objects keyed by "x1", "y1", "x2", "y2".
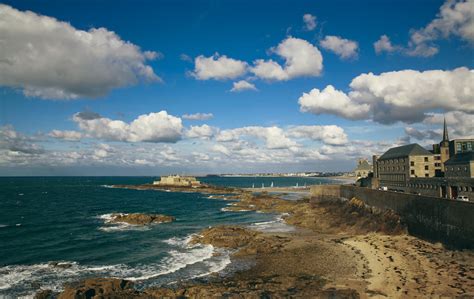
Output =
[{"x1": 0, "y1": 176, "x2": 341, "y2": 297}]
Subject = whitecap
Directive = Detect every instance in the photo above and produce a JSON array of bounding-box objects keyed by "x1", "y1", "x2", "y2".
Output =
[
  {"x1": 97, "y1": 213, "x2": 151, "y2": 232},
  {"x1": 220, "y1": 207, "x2": 251, "y2": 212},
  {"x1": 248, "y1": 214, "x2": 295, "y2": 233}
]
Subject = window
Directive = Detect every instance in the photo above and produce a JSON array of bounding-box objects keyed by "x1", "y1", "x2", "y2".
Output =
[
  {"x1": 424, "y1": 157, "x2": 429, "y2": 162},
  {"x1": 411, "y1": 170, "x2": 415, "y2": 175},
  {"x1": 425, "y1": 174, "x2": 429, "y2": 177},
  {"x1": 410, "y1": 161, "x2": 415, "y2": 166},
  {"x1": 425, "y1": 166, "x2": 429, "y2": 170}
]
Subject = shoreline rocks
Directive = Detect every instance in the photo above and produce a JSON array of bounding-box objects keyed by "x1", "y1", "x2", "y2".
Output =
[{"x1": 108, "y1": 213, "x2": 175, "y2": 225}]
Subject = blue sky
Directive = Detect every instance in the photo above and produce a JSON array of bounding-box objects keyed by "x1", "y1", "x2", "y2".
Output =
[{"x1": 0, "y1": 0, "x2": 473, "y2": 175}]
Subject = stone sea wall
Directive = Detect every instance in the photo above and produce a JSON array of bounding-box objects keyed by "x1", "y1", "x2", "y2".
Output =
[{"x1": 310, "y1": 185, "x2": 474, "y2": 249}]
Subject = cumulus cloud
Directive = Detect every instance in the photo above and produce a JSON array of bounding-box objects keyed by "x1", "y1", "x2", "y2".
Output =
[
  {"x1": 287, "y1": 125, "x2": 349, "y2": 145},
  {"x1": 216, "y1": 126, "x2": 298, "y2": 149},
  {"x1": 303, "y1": 14, "x2": 317, "y2": 31},
  {"x1": 0, "y1": 125, "x2": 44, "y2": 154},
  {"x1": 230, "y1": 80, "x2": 258, "y2": 92},
  {"x1": 404, "y1": 127, "x2": 442, "y2": 141},
  {"x1": 182, "y1": 113, "x2": 214, "y2": 121},
  {"x1": 299, "y1": 67, "x2": 474, "y2": 124},
  {"x1": 376, "y1": 0, "x2": 474, "y2": 57},
  {"x1": 298, "y1": 85, "x2": 370, "y2": 120},
  {"x1": 48, "y1": 130, "x2": 83, "y2": 141},
  {"x1": 73, "y1": 111, "x2": 183, "y2": 142},
  {"x1": 185, "y1": 124, "x2": 218, "y2": 139},
  {"x1": 423, "y1": 111, "x2": 474, "y2": 138},
  {"x1": 191, "y1": 53, "x2": 248, "y2": 80},
  {"x1": 250, "y1": 37, "x2": 323, "y2": 81},
  {"x1": 320, "y1": 35, "x2": 359, "y2": 59},
  {"x1": 374, "y1": 35, "x2": 399, "y2": 54},
  {"x1": 0, "y1": 4, "x2": 160, "y2": 99}
]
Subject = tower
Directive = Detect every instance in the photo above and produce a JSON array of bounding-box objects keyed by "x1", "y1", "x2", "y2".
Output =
[{"x1": 439, "y1": 117, "x2": 450, "y2": 169}]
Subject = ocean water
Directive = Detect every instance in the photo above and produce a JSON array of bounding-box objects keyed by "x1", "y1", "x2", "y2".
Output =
[{"x1": 0, "y1": 176, "x2": 337, "y2": 297}]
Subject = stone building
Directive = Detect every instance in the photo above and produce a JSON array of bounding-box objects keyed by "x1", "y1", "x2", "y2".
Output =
[
  {"x1": 445, "y1": 152, "x2": 474, "y2": 179},
  {"x1": 450, "y1": 139, "x2": 474, "y2": 155},
  {"x1": 354, "y1": 158, "x2": 372, "y2": 179},
  {"x1": 374, "y1": 143, "x2": 435, "y2": 189},
  {"x1": 153, "y1": 175, "x2": 201, "y2": 187}
]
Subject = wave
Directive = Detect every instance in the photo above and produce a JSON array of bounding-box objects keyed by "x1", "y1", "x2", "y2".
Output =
[
  {"x1": 0, "y1": 234, "x2": 231, "y2": 297},
  {"x1": 97, "y1": 213, "x2": 150, "y2": 232},
  {"x1": 220, "y1": 207, "x2": 251, "y2": 212},
  {"x1": 248, "y1": 213, "x2": 295, "y2": 233},
  {"x1": 0, "y1": 224, "x2": 8, "y2": 228}
]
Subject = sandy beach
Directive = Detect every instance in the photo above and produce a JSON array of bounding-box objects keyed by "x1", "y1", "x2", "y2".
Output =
[{"x1": 46, "y1": 186, "x2": 474, "y2": 298}]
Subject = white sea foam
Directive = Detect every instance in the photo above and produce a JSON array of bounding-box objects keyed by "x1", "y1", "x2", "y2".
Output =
[
  {"x1": 0, "y1": 224, "x2": 8, "y2": 228},
  {"x1": 100, "y1": 185, "x2": 114, "y2": 188},
  {"x1": 220, "y1": 207, "x2": 251, "y2": 212},
  {"x1": 248, "y1": 213, "x2": 294, "y2": 233},
  {"x1": 97, "y1": 213, "x2": 150, "y2": 232},
  {"x1": 0, "y1": 241, "x2": 230, "y2": 296}
]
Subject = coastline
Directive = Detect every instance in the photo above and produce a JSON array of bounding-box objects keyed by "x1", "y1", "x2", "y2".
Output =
[{"x1": 40, "y1": 184, "x2": 474, "y2": 298}]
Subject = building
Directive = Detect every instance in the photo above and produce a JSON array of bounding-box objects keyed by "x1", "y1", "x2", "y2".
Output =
[
  {"x1": 445, "y1": 152, "x2": 474, "y2": 179},
  {"x1": 431, "y1": 118, "x2": 450, "y2": 174},
  {"x1": 153, "y1": 175, "x2": 201, "y2": 187},
  {"x1": 450, "y1": 139, "x2": 474, "y2": 155},
  {"x1": 431, "y1": 118, "x2": 473, "y2": 175},
  {"x1": 354, "y1": 158, "x2": 372, "y2": 179},
  {"x1": 371, "y1": 119, "x2": 474, "y2": 200},
  {"x1": 374, "y1": 143, "x2": 434, "y2": 189}
]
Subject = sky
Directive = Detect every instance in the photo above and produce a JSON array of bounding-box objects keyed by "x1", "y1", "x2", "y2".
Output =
[{"x1": 0, "y1": 0, "x2": 473, "y2": 176}]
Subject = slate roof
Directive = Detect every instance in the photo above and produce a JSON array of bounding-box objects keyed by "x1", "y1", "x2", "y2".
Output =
[
  {"x1": 379, "y1": 144, "x2": 433, "y2": 160},
  {"x1": 445, "y1": 152, "x2": 474, "y2": 165}
]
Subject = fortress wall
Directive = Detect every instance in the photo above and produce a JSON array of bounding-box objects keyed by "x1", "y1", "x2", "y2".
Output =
[{"x1": 310, "y1": 185, "x2": 474, "y2": 249}]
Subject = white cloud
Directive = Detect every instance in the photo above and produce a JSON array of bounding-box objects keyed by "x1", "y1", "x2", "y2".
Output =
[
  {"x1": 410, "y1": 0, "x2": 474, "y2": 48},
  {"x1": 48, "y1": 130, "x2": 83, "y2": 141},
  {"x1": 191, "y1": 53, "x2": 248, "y2": 80},
  {"x1": 404, "y1": 127, "x2": 442, "y2": 141},
  {"x1": 0, "y1": 125, "x2": 43, "y2": 154},
  {"x1": 0, "y1": 4, "x2": 160, "y2": 100},
  {"x1": 299, "y1": 67, "x2": 474, "y2": 124},
  {"x1": 376, "y1": 0, "x2": 474, "y2": 57},
  {"x1": 230, "y1": 80, "x2": 258, "y2": 92},
  {"x1": 186, "y1": 124, "x2": 218, "y2": 139},
  {"x1": 374, "y1": 35, "x2": 398, "y2": 54},
  {"x1": 320, "y1": 35, "x2": 359, "y2": 59},
  {"x1": 250, "y1": 37, "x2": 323, "y2": 81},
  {"x1": 287, "y1": 125, "x2": 349, "y2": 145},
  {"x1": 423, "y1": 111, "x2": 474, "y2": 138},
  {"x1": 180, "y1": 53, "x2": 192, "y2": 62},
  {"x1": 303, "y1": 14, "x2": 317, "y2": 31},
  {"x1": 216, "y1": 126, "x2": 298, "y2": 149},
  {"x1": 73, "y1": 111, "x2": 183, "y2": 142},
  {"x1": 182, "y1": 113, "x2": 214, "y2": 121},
  {"x1": 298, "y1": 85, "x2": 370, "y2": 120}
]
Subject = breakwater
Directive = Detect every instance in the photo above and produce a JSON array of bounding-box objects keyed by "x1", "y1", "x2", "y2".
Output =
[{"x1": 310, "y1": 185, "x2": 474, "y2": 249}]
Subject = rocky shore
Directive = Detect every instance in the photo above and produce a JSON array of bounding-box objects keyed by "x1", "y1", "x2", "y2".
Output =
[
  {"x1": 38, "y1": 185, "x2": 474, "y2": 298},
  {"x1": 107, "y1": 213, "x2": 175, "y2": 225}
]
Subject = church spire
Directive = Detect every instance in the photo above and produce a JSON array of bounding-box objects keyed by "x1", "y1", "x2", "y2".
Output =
[{"x1": 442, "y1": 117, "x2": 449, "y2": 142}]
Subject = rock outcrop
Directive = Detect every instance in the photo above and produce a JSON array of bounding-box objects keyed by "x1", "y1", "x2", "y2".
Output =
[
  {"x1": 190, "y1": 225, "x2": 289, "y2": 256},
  {"x1": 58, "y1": 278, "x2": 138, "y2": 299},
  {"x1": 109, "y1": 213, "x2": 175, "y2": 225}
]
